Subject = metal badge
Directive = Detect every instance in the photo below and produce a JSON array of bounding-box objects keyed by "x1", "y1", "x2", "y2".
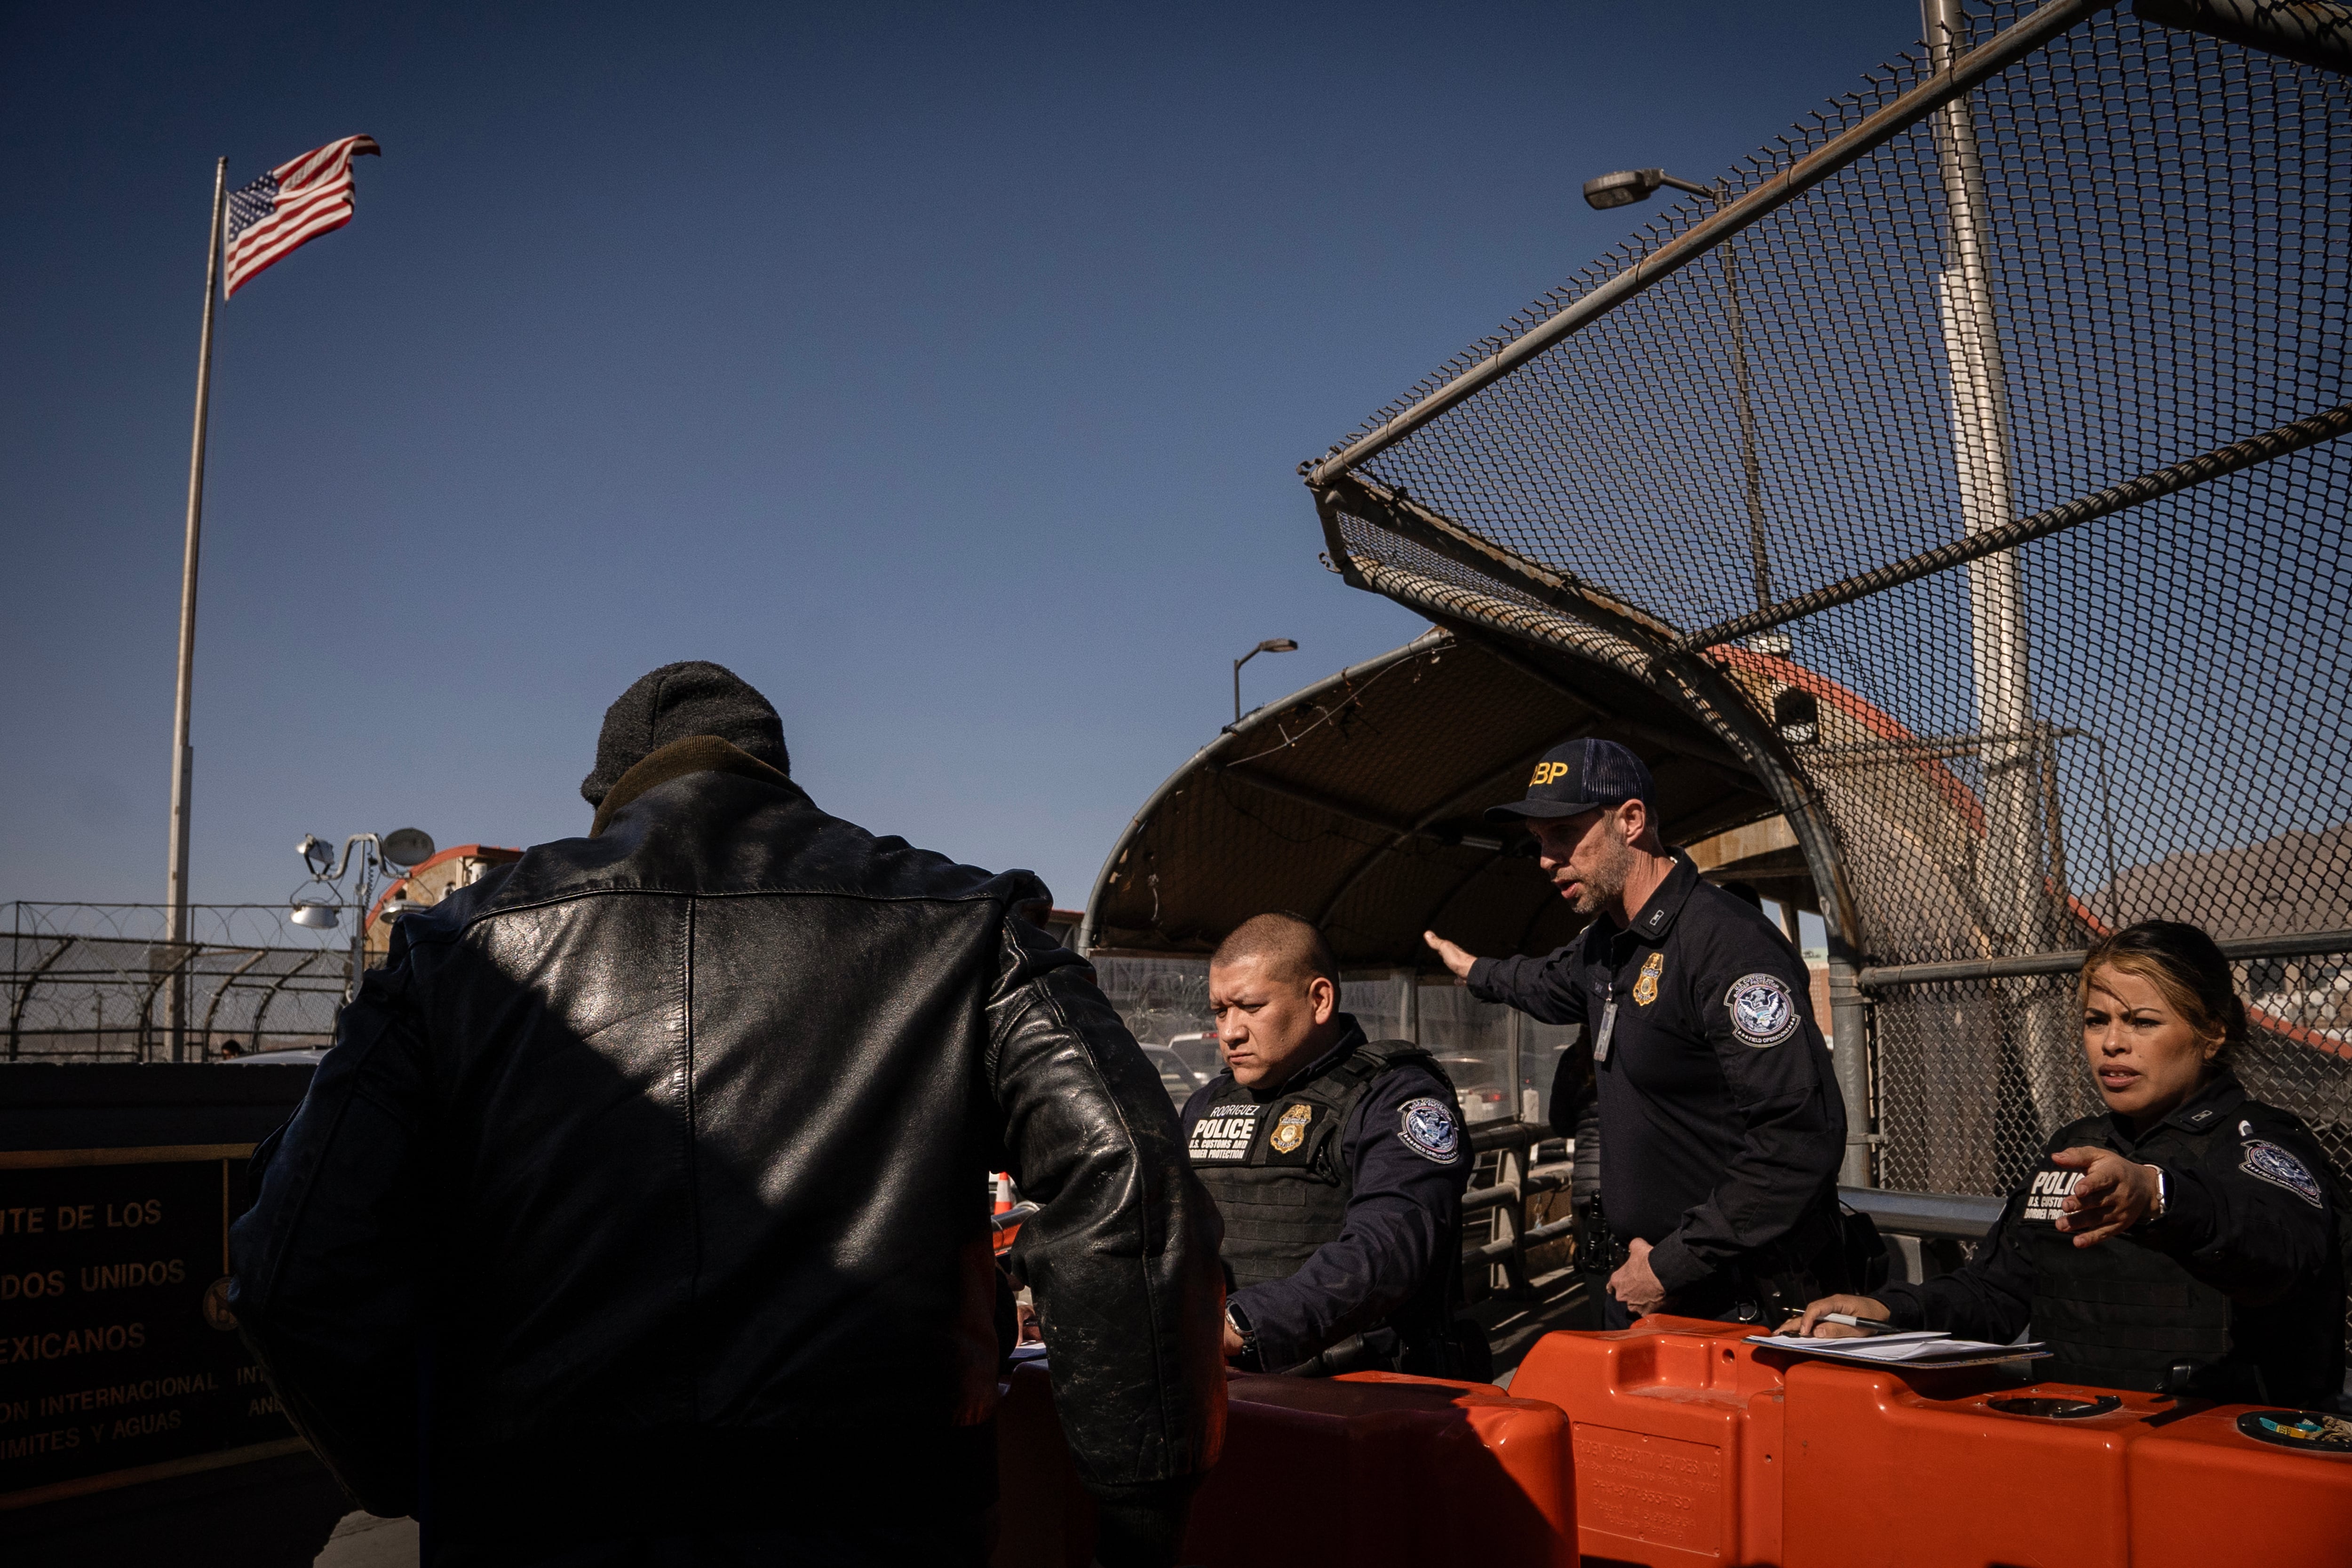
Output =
[
  {"x1": 1633, "y1": 950, "x2": 1664, "y2": 1006},
  {"x1": 1268, "y1": 1102, "x2": 1312, "y2": 1154},
  {"x1": 1593, "y1": 995, "x2": 1620, "y2": 1062}
]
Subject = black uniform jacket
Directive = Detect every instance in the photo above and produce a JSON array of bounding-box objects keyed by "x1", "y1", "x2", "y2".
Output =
[
  {"x1": 1178, "y1": 1020, "x2": 1470, "y2": 1370},
  {"x1": 1468, "y1": 852, "x2": 1846, "y2": 1300},
  {"x1": 228, "y1": 739, "x2": 1225, "y2": 1541},
  {"x1": 1875, "y1": 1073, "x2": 2344, "y2": 1406}
]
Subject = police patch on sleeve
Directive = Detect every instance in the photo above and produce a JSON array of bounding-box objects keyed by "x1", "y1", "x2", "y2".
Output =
[
  {"x1": 1398, "y1": 1097, "x2": 1460, "y2": 1164},
  {"x1": 1724, "y1": 973, "x2": 1800, "y2": 1048},
  {"x1": 2241, "y1": 1139, "x2": 2325, "y2": 1208}
]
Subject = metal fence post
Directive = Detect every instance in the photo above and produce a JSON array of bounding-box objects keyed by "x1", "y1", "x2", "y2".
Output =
[{"x1": 1829, "y1": 951, "x2": 1875, "y2": 1187}]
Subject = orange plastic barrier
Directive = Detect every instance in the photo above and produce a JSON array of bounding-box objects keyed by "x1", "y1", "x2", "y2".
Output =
[
  {"x1": 2127, "y1": 1404, "x2": 2352, "y2": 1568},
  {"x1": 1507, "y1": 1316, "x2": 1788, "y2": 1567},
  {"x1": 993, "y1": 1361, "x2": 1574, "y2": 1568},
  {"x1": 1779, "y1": 1357, "x2": 2352, "y2": 1567},
  {"x1": 1779, "y1": 1361, "x2": 2162, "y2": 1568}
]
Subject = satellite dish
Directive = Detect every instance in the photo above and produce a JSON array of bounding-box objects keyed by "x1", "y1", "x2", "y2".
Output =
[
  {"x1": 289, "y1": 901, "x2": 341, "y2": 930},
  {"x1": 380, "y1": 828, "x2": 436, "y2": 868}
]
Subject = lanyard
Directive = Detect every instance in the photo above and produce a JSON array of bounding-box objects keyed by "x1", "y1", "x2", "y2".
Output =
[{"x1": 1592, "y1": 987, "x2": 1619, "y2": 1063}]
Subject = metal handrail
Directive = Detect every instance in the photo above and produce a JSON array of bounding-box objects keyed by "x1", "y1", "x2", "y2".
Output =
[
  {"x1": 1458, "y1": 1120, "x2": 1577, "y2": 1292},
  {"x1": 1856, "y1": 926, "x2": 2352, "y2": 989},
  {"x1": 1841, "y1": 1185, "x2": 2005, "y2": 1241}
]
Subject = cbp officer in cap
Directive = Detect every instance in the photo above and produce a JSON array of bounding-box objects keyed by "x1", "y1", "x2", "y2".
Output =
[
  {"x1": 1424, "y1": 739, "x2": 1850, "y2": 1328},
  {"x1": 1180, "y1": 913, "x2": 1483, "y2": 1377}
]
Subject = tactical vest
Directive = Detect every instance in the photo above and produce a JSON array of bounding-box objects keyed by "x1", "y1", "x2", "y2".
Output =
[
  {"x1": 1188, "y1": 1041, "x2": 1455, "y2": 1290},
  {"x1": 2012, "y1": 1123, "x2": 2237, "y2": 1397}
]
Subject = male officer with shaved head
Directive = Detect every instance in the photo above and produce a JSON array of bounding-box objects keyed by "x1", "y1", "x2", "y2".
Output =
[
  {"x1": 1179, "y1": 913, "x2": 1482, "y2": 1377},
  {"x1": 1425, "y1": 738, "x2": 1849, "y2": 1329}
]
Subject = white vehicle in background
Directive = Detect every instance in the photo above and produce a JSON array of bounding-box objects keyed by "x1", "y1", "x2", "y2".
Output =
[
  {"x1": 1139, "y1": 1045, "x2": 1208, "y2": 1111},
  {"x1": 1163, "y1": 1031, "x2": 1223, "y2": 1081}
]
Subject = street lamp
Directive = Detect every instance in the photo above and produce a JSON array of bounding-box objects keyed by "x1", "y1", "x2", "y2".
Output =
[
  {"x1": 1580, "y1": 168, "x2": 1717, "y2": 208},
  {"x1": 1232, "y1": 638, "x2": 1298, "y2": 724},
  {"x1": 286, "y1": 828, "x2": 436, "y2": 996},
  {"x1": 1583, "y1": 167, "x2": 1774, "y2": 613}
]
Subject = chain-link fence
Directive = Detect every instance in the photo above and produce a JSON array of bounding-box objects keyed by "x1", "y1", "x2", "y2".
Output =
[
  {"x1": 1305, "y1": 0, "x2": 2352, "y2": 1223},
  {"x1": 4, "y1": 904, "x2": 352, "y2": 1062}
]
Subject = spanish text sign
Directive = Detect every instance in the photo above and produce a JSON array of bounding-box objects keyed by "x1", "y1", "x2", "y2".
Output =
[{"x1": 0, "y1": 1149, "x2": 300, "y2": 1506}]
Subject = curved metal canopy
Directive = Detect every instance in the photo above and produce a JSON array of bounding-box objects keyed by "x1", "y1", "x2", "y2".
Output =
[{"x1": 1079, "y1": 625, "x2": 1809, "y2": 967}]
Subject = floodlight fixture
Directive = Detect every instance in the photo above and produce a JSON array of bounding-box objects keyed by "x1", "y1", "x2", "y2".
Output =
[
  {"x1": 381, "y1": 828, "x2": 435, "y2": 868},
  {"x1": 1772, "y1": 687, "x2": 1821, "y2": 746},
  {"x1": 288, "y1": 900, "x2": 341, "y2": 930}
]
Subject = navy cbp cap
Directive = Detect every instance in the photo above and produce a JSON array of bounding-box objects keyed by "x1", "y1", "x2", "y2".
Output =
[{"x1": 1486, "y1": 737, "x2": 1653, "y2": 823}]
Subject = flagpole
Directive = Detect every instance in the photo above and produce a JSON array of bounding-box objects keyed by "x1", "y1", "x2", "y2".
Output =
[{"x1": 164, "y1": 156, "x2": 226, "y2": 1063}]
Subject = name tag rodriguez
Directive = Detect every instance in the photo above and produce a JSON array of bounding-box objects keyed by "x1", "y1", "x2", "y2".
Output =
[{"x1": 1189, "y1": 1105, "x2": 1261, "y2": 1162}]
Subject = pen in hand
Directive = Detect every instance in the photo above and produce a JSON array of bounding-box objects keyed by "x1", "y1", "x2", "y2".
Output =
[{"x1": 1820, "y1": 1311, "x2": 1902, "y2": 1336}]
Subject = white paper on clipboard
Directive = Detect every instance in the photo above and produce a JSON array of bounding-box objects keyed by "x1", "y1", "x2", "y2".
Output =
[{"x1": 1744, "y1": 1332, "x2": 2050, "y2": 1368}]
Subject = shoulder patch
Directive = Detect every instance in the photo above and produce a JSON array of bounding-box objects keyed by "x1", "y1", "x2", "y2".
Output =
[
  {"x1": 1398, "y1": 1097, "x2": 1460, "y2": 1164},
  {"x1": 1724, "y1": 972, "x2": 1800, "y2": 1048},
  {"x1": 2240, "y1": 1139, "x2": 2325, "y2": 1208}
]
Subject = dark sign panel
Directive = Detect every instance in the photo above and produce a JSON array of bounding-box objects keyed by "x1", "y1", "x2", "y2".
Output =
[{"x1": 0, "y1": 1147, "x2": 302, "y2": 1507}]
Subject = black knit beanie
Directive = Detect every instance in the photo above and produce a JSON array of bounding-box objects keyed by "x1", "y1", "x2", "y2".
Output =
[{"x1": 580, "y1": 661, "x2": 790, "y2": 807}]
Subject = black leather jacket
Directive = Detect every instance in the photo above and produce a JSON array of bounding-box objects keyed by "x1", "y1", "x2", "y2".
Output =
[{"x1": 229, "y1": 740, "x2": 1225, "y2": 1543}]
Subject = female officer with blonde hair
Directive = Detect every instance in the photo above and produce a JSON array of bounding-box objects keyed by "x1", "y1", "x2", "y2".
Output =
[{"x1": 1784, "y1": 921, "x2": 2344, "y2": 1407}]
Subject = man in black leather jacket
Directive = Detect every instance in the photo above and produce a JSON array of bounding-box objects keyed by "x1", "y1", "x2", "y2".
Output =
[{"x1": 229, "y1": 662, "x2": 1226, "y2": 1566}]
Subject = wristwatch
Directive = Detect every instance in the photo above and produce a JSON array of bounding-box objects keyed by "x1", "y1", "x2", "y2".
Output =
[
  {"x1": 2142, "y1": 1163, "x2": 2168, "y2": 1224},
  {"x1": 1224, "y1": 1302, "x2": 1261, "y2": 1370}
]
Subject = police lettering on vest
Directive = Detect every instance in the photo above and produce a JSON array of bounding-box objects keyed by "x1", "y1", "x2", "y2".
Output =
[{"x1": 1178, "y1": 1018, "x2": 1476, "y2": 1374}]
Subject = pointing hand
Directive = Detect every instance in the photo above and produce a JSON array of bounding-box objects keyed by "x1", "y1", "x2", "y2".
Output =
[{"x1": 1422, "y1": 930, "x2": 1476, "y2": 980}]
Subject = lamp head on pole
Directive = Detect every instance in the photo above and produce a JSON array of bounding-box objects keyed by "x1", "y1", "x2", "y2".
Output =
[
  {"x1": 1231, "y1": 638, "x2": 1301, "y2": 726},
  {"x1": 1582, "y1": 167, "x2": 1719, "y2": 211},
  {"x1": 1583, "y1": 168, "x2": 1666, "y2": 209}
]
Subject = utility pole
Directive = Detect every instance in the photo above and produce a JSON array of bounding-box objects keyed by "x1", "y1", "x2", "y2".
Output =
[
  {"x1": 1924, "y1": 0, "x2": 2067, "y2": 1180},
  {"x1": 1924, "y1": 0, "x2": 2040, "y2": 954},
  {"x1": 164, "y1": 158, "x2": 227, "y2": 1062}
]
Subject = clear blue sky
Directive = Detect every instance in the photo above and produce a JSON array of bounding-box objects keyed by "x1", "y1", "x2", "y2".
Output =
[{"x1": 2, "y1": 1, "x2": 1914, "y2": 914}]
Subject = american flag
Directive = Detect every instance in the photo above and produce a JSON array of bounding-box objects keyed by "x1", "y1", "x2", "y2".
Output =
[{"x1": 224, "y1": 135, "x2": 381, "y2": 299}]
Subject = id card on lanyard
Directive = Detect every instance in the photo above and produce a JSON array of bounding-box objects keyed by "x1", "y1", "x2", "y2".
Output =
[{"x1": 1592, "y1": 989, "x2": 1619, "y2": 1063}]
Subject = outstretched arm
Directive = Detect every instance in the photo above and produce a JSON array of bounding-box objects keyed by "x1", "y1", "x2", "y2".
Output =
[{"x1": 1430, "y1": 930, "x2": 1591, "y2": 1028}]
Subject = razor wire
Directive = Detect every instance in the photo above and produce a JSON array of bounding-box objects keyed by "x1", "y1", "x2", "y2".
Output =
[{"x1": 3, "y1": 905, "x2": 352, "y2": 1061}]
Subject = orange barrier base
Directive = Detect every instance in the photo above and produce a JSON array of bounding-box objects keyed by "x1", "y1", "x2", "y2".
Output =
[
  {"x1": 993, "y1": 1361, "x2": 1573, "y2": 1568},
  {"x1": 1508, "y1": 1316, "x2": 1788, "y2": 1568},
  {"x1": 2127, "y1": 1403, "x2": 2352, "y2": 1568},
  {"x1": 1779, "y1": 1361, "x2": 2161, "y2": 1568}
]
